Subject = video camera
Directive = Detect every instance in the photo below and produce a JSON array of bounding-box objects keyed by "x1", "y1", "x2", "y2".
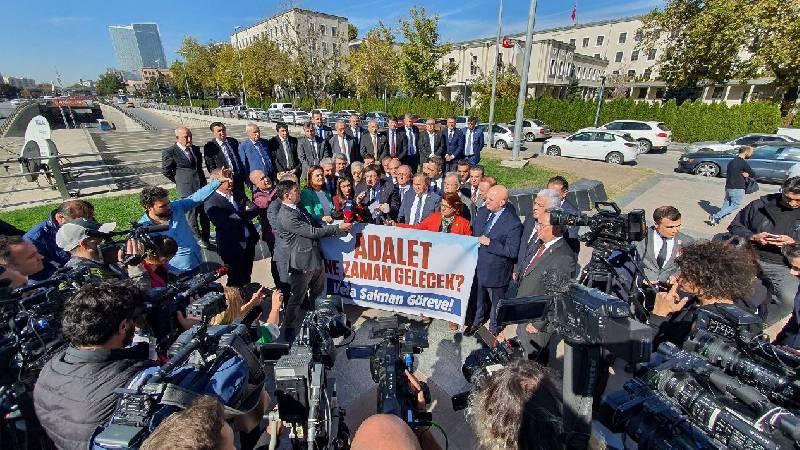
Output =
[
  {"x1": 93, "y1": 293, "x2": 266, "y2": 449},
  {"x1": 550, "y1": 201, "x2": 646, "y2": 250},
  {"x1": 271, "y1": 295, "x2": 352, "y2": 450},
  {"x1": 89, "y1": 222, "x2": 169, "y2": 266},
  {"x1": 347, "y1": 317, "x2": 431, "y2": 429},
  {"x1": 451, "y1": 338, "x2": 524, "y2": 411}
]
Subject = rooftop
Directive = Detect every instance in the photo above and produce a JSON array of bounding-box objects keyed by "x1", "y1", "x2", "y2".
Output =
[{"x1": 234, "y1": 7, "x2": 348, "y2": 34}]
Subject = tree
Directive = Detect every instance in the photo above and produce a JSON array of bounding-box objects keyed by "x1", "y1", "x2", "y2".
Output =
[
  {"x1": 470, "y1": 65, "x2": 521, "y2": 104},
  {"x1": 242, "y1": 37, "x2": 292, "y2": 102},
  {"x1": 397, "y1": 6, "x2": 457, "y2": 96},
  {"x1": 96, "y1": 71, "x2": 126, "y2": 96},
  {"x1": 178, "y1": 37, "x2": 218, "y2": 96},
  {"x1": 348, "y1": 24, "x2": 358, "y2": 41},
  {"x1": 345, "y1": 23, "x2": 399, "y2": 98},
  {"x1": 0, "y1": 83, "x2": 20, "y2": 98},
  {"x1": 213, "y1": 43, "x2": 243, "y2": 97}
]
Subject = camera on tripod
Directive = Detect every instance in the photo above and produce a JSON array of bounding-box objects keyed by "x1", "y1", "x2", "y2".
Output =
[
  {"x1": 91, "y1": 222, "x2": 170, "y2": 266},
  {"x1": 550, "y1": 201, "x2": 646, "y2": 249},
  {"x1": 347, "y1": 316, "x2": 431, "y2": 429},
  {"x1": 271, "y1": 295, "x2": 352, "y2": 450}
]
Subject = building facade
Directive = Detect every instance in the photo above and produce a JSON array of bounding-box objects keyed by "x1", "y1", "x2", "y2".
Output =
[
  {"x1": 231, "y1": 8, "x2": 349, "y2": 59},
  {"x1": 109, "y1": 23, "x2": 167, "y2": 81},
  {"x1": 3, "y1": 76, "x2": 36, "y2": 89}
]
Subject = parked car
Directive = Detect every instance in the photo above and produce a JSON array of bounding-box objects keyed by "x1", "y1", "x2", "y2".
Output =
[
  {"x1": 542, "y1": 129, "x2": 639, "y2": 164},
  {"x1": 126, "y1": 101, "x2": 135, "y2": 108},
  {"x1": 454, "y1": 116, "x2": 470, "y2": 129},
  {"x1": 676, "y1": 144, "x2": 800, "y2": 182},
  {"x1": 283, "y1": 110, "x2": 311, "y2": 125},
  {"x1": 9, "y1": 99, "x2": 22, "y2": 106},
  {"x1": 477, "y1": 123, "x2": 515, "y2": 149},
  {"x1": 685, "y1": 134, "x2": 797, "y2": 153},
  {"x1": 97, "y1": 119, "x2": 115, "y2": 131},
  {"x1": 364, "y1": 111, "x2": 389, "y2": 128},
  {"x1": 246, "y1": 108, "x2": 267, "y2": 120},
  {"x1": 508, "y1": 118, "x2": 552, "y2": 141},
  {"x1": 267, "y1": 102, "x2": 293, "y2": 115},
  {"x1": 336, "y1": 109, "x2": 360, "y2": 117},
  {"x1": 311, "y1": 109, "x2": 333, "y2": 119},
  {"x1": 582, "y1": 120, "x2": 671, "y2": 154}
]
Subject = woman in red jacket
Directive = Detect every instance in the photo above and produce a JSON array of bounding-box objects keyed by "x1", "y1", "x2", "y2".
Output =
[{"x1": 395, "y1": 192, "x2": 472, "y2": 236}]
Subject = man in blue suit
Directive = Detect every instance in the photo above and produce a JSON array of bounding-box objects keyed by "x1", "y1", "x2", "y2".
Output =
[
  {"x1": 442, "y1": 116, "x2": 465, "y2": 172},
  {"x1": 466, "y1": 184, "x2": 522, "y2": 336},
  {"x1": 397, "y1": 173, "x2": 440, "y2": 224},
  {"x1": 239, "y1": 123, "x2": 276, "y2": 184},
  {"x1": 462, "y1": 117, "x2": 484, "y2": 166}
]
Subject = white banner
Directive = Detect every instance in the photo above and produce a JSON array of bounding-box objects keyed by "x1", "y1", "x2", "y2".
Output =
[{"x1": 321, "y1": 224, "x2": 479, "y2": 325}]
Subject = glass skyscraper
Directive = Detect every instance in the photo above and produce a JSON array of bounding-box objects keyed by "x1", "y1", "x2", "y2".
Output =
[{"x1": 108, "y1": 23, "x2": 167, "y2": 81}]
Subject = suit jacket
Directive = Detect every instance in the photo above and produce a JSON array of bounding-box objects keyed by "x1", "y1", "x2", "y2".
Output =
[
  {"x1": 359, "y1": 133, "x2": 387, "y2": 161},
  {"x1": 162, "y1": 144, "x2": 206, "y2": 197},
  {"x1": 396, "y1": 184, "x2": 414, "y2": 209},
  {"x1": 204, "y1": 191, "x2": 259, "y2": 259},
  {"x1": 472, "y1": 206, "x2": 523, "y2": 288},
  {"x1": 278, "y1": 203, "x2": 340, "y2": 272},
  {"x1": 635, "y1": 228, "x2": 694, "y2": 283},
  {"x1": 399, "y1": 126, "x2": 420, "y2": 166},
  {"x1": 385, "y1": 128, "x2": 406, "y2": 160},
  {"x1": 239, "y1": 138, "x2": 276, "y2": 180},
  {"x1": 418, "y1": 130, "x2": 445, "y2": 162},
  {"x1": 328, "y1": 133, "x2": 360, "y2": 164},
  {"x1": 203, "y1": 138, "x2": 245, "y2": 192},
  {"x1": 269, "y1": 135, "x2": 301, "y2": 176},
  {"x1": 515, "y1": 238, "x2": 578, "y2": 297},
  {"x1": 443, "y1": 128, "x2": 465, "y2": 161},
  {"x1": 398, "y1": 191, "x2": 441, "y2": 224},
  {"x1": 346, "y1": 125, "x2": 366, "y2": 149},
  {"x1": 298, "y1": 136, "x2": 330, "y2": 170},
  {"x1": 355, "y1": 179, "x2": 400, "y2": 222},
  {"x1": 314, "y1": 125, "x2": 333, "y2": 142},
  {"x1": 397, "y1": 212, "x2": 472, "y2": 236},
  {"x1": 462, "y1": 126, "x2": 484, "y2": 165}
]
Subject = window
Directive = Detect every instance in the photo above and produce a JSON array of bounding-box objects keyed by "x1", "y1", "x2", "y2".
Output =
[
  {"x1": 711, "y1": 86, "x2": 725, "y2": 99},
  {"x1": 655, "y1": 88, "x2": 665, "y2": 99},
  {"x1": 597, "y1": 132, "x2": 617, "y2": 142},
  {"x1": 618, "y1": 32, "x2": 627, "y2": 44},
  {"x1": 582, "y1": 37, "x2": 590, "y2": 48},
  {"x1": 571, "y1": 132, "x2": 592, "y2": 141},
  {"x1": 322, "y1": 41, "x2": 328, "y2": 55},
  {"x1": 449, "y1": 57, "x2": 455, "y2": 65},
  {"x1": 569, "y1": 38, "x2": 576, "y2": 46},
  {"x1": 605, "y1": 122, "x2": 622, "y2": 130},
  {"x1": 497, "y1": 52, "x2": 504, "y2": 70},
  {"x1": 549, "y1": 59, "x2": 556, "y2": 75},
  {"x1": 596, "y1": 35, "x2": 604, "y2": 46},
  {"x1": 647, "y1": 49, "x2": 657, "y2": 60},
  {"x1": 780, "y1": 149, "x2": 800, "y2": 162},
  {"x1": 750, "y1": 147, "x2": 780, "y2": 160},
  {"x1": 734, "y1": 135, "x2": 759, "y2": 145},
  {"x1": 320, "y1": 24, "x2": 326, "y2": 36},
  {"x1": 627, "y1": 69, "x2": 636, "y2": 77},
  {"x1": 593, "y1": 53, "x2": 601, "y2": 58},
  {"x1": 637, "y1": 88, "x2": 648, "y2": 99},
  {"x1": 331, "y1": 26, "x2": 337, "y2": 36},
  {"x1": 612, "y1": 70, "x2": 619, "y2": 75},
  {"x1": 634, "y1": 30, "x2": 643, "y2": 42},
  {"x1": 631, "y1": 50, "x2": 639, "y2": 61},
  {"x1": 643, "y1": 68, "x2": 652, "y2": 80},
  {"x1": 470, "y1": 55, "x2": 478, "y2": 76},
  {"x1": 615, "y1": 52, "x2": 623, "y2": 62}
]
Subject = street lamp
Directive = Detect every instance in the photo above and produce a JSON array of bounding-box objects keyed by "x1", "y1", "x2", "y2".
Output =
[
  {"x1": 177, "y1": 51, "x2": 194, "y2": 107},
  {"x1": 233, "y1": 26, "x2": 248, "y2": 107}
]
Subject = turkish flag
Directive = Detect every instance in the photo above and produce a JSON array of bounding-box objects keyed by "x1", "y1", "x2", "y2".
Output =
[
  {"x1": 501, "y1": 36, "x2": 514, "y2": 49},
  {"x1": 571, "y1": 4, "x2": 577, "y2": 21}
]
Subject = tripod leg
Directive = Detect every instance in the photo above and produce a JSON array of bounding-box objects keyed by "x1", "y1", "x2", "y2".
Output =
[{"x1": 562, "y1": 343, "x2": 601, "y2": 450}]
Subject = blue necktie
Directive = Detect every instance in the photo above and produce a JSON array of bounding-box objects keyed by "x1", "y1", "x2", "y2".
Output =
[
  {"x1": 485, "y1": 212, "x2": 497, "y2": 233},
  {"x1": 256, "y1": 141, "x2": 273, "y2": 174}
]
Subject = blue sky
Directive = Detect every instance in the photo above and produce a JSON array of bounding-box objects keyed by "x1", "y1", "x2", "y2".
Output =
[{"x1": 0, "y1": 0, "x2": 663, "y2": 86}]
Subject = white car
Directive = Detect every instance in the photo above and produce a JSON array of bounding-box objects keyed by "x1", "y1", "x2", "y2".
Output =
[
  {"x1": 312, "y1": 109, "x2": 333, "y2": 119},
  {"x1": 336, "y1": 109, "x2": 360, "y2": 117},
  {"x1": 583, "y1": 120, "x2": 671, "y2": 153},
  {"x1": 267, "y1": 102, "x2": 294, "y2": 121},
  {"x1": 686, "y1": 134, "x2": 797, "y2": 153},
  {"x1": 542, "y1": 129, "x2": 639, "y2": 164},
  {"x1": 508, "y1": 118, "x2": 552, "y2": 141},
  {"x1": 480, "y1": 123, "x2": 516, "y2": 149},
  {"x1": 247, "y1": 108, "x2": 268, "y2": 120},
  {"x1": 9, "y1": 99, "x2": 22, "y2": 106},
  {"x1": 282, "y1": 110, "x2": 311, "y2": 125}
]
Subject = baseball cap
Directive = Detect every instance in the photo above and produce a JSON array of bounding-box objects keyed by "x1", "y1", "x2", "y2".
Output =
[{"x1": 56, "y1": 218, "x2": 117, "y2": 251}]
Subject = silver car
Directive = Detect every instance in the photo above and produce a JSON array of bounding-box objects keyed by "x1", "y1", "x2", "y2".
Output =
[
  {"x1": 480, "y1": 123, "x2": 516, "y2": 150},
  {"x1": 282, "y1": 110, "x2": 311, "y2": 125},
  {"x1": 508, "y1": 118, "x2": 552, "y2": 141}
]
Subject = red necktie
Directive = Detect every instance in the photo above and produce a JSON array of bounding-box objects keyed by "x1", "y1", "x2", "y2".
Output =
[{"x1": 523, "y1": 242, "x2": 547, "y2": 277}]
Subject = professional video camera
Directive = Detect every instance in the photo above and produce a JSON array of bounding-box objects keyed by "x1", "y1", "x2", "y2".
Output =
[
  {"x1": 0, "y1": 265, "x2": 93, "y2": 449},
  {"x1": 92, "y1": 222, "x2": 170, "y2": 266},
  {"x1": 271, "y1": 295, "x2": 352, "y2": 450},
  {"x1": 451, "y1": 338, "x2": 524, "y2": 411},
  {"x1": 93, "y1": 292, "x2": 265, "y2": 449},
  {"x1": 347, "y1": 317, "x2": 431, "y2": 430},
  {"x1": 550, "y1": 201, "x2": 646, "y2": 251}
]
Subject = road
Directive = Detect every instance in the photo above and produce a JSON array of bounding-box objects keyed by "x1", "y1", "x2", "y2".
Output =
[
  {"x1": 125, "y1": 102, "x2": 184, "y2": 130},
  {"x1": 0, "y1": 101, "x2": 16, "y2": 127}
]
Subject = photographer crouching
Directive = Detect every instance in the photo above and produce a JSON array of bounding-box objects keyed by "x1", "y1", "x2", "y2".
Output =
[
  {"x1": 33, "y1": 280, "x2": 156, "y2": 449},
  {"x1": 650, "y1": 240, "x2": 759, "y2": 348}
]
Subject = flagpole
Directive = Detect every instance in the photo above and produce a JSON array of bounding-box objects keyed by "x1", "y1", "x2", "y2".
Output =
[
  {"x1": 487, "y1": 0, "x2": 504, "y2": 147},
  {"x1": 511, "y1": 0, "x2": 538, "y2": 161}
]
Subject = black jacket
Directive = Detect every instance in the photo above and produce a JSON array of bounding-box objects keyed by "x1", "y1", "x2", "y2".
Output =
[
  {"x1": 204, "y1": 191, "x2": 260, "y2": 260},
  {"x1": 33, "y1": 344, "x2": 155, "y2": 450},
  {"x1": 203, "y1": 137, "x2": 246, "y2": 193},
  {"x1": 729, "y1": 193, "x2": 800, "y2": 261}
]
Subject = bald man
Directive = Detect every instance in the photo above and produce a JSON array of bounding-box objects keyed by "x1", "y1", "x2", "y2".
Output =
[
  {"x1": 466, "y1": 185, "x2": 522, "y2": 336},
  {"x1": 352, "y1": 414, "x2": 442, "y2": 450},
  {"x1": 162, "y1": 126, "x2": 210, "y2": 243}
]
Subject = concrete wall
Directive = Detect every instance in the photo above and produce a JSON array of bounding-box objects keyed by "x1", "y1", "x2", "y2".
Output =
[{"x1": 1, "y1": 103, "x2": 42, "y2": 138}]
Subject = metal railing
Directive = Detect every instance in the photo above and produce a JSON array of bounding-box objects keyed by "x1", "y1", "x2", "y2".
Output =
[
  {"x1": 0, "y1": 100, "x2": 38, "y2": 137},
  {"x1": 143, "y1": 102, "x2": 262, "y2": 121},
  {"x1": 103, "y1": 102, "x2": 158, "y2": 131}
]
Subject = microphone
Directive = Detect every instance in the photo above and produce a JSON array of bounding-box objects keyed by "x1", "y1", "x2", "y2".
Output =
[{"x1": 140, "y1": 223, "x2": 170, "y2": 233}]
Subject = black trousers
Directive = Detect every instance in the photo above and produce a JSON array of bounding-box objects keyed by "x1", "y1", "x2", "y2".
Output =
[
  {"x1": 186, "y1": 204, "x2": 211, "y2": 241},
  {"x1": 220, "y1": 241, "x2": 256, "y2": 287}
]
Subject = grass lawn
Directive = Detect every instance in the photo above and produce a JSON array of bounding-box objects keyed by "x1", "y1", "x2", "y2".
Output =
[{"x1": 481, "y1": 156, "x2": 573, "y2": 191}]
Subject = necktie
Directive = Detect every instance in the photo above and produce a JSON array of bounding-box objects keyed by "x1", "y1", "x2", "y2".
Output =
[
  {"x1": 485, "y1": 211, "x2": 496, "y2": 233},
  {"x1": 390, "y1": 132, "x2": 396, "y2": 157},
  {"x1": 471, "y1": 187, "x2": 478, "y2": 203},
  {"x1": 256, "y1": 141, "x2": 273, "y2": 174},
  {"x1": 448, "y1": 130, "x2": 453, "y2": 142},
  {"x1": 656, "y1": 237, "x2": 669, "y2": 268},
  {"x1": 523, "y1": 241, "x2": 547, "y2": 276},
  {"x1": 372, "y1": 134, "x2": 377, "y2": 156},
  {"x1": 221, "y1": 140, "x2": 237, "y2": 173},
  {"x1": 339, "y1": 136, "x2": 346, "y2": 160},
  {"x1": 465, "y1": 130, "x2": 473, "y2": 156},
  {"x1": 369, "y1": 188, "x2": 375, "y2": 203},
  {"x1": 282, "y1": 139, "x2": 290, "y2": 166},
  {"x1": 413, "y1": 195, "x2": 424, "y2": 225},
  {"x1": 184, "y1": 146, "x2": 194, "y2": 163},
  {"x1": 310, "y1": 139, "x2": 318, "y2": 165},
  {"x1": 317, "y1": 127, "x2": 323, "y2": 139},
  {"x1": 407, "y1": 129, "x2": 415, "y2": 155}
]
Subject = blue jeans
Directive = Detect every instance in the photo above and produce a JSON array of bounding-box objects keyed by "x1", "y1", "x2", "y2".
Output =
[{"x1": 713, "y1": 188, "x2": 745, "y2": 221}]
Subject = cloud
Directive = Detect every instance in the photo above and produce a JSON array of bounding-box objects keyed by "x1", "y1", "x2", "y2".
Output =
[{"x1": 44, "y1": 16, "x2": 91, "y2": 25}]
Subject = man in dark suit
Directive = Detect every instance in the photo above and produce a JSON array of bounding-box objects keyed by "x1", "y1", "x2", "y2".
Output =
[
  {"x1": 239, "y1": 123, "x2": 276, "y2": 183},
  {"x1": 276, "y1": 180, "x2": 352, "y2": 339},
  {"x1": 547, "y1": 176, "x2": 581, "y2": 253},
  {"x1": 298, "y1": 122, "x2": 330, "y2": 180},
  {"x1": 466, "y1": 185, "x2": 523, "y2": 336},
  {"x1": 385, "y1": 117, "x2": 405, "y2": 161},
  {"x1": 418, "y1": 118, "x2": 445, "y2": 163},
  {"x1": 203, "y1": 122, "x2": 245, "y2": 196},
  {"x1": 359, "y1": 120, "x2": 386, "y2": 161},
  {"x1": 204, "y1": 171, "x2": 260, "y2": 286},
  {"x1": 443, "y1": 117, "x2": 465, "y2": 172},
  {"x1": 162, "y1": 126, "x2": 210, "y2": 244},
  {"x1": 462, "y1": 117, "x2": 484, "y2": 166},
  {"x1": 328, "y1": 120, "x2": 360, "y2": 164},
  {"x1": 401, "y1": 114, "x2": 420, "y2": 172},
  {"x1": 635, "y1": 206, "x2": 693, "y2": 285},
  {"x1": 355, "y1": 165, "x2": 400, "y2": 224},
  {"x1": 395, "y1": 165, "x2": 414, "y2": 208},
  {"x1": 397, "y1": 173, "x2": 440, "y2": 225},
  {"x1": 312, "y1": 111, "x2": 333, "y2": 142},
  {"x1": 346, "y1": 114, "x2": 366, "y2": 150},
  {"x1": 269, "y1": 122, "x2": 301, "y2": 179}
]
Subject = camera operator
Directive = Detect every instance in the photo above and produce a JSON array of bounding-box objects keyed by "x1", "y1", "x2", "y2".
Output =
[
  {"x1": 468, "y1": 359, "x2": 564, "y2": 450},
  {"x1": 140, "y1": 395, "x2": 235, "y2": 450},
  {"x1": 0, "y1": 234, "x2": 45, "y2": 285},
  {"x1": 635, "y1": 206, "x2": 693, "y2": 287},
  {"x1": 775, "y1": 243, "x2": 800, "y2": 348},
  {"x1": 33, "y1": 281, "x2": 157, "y2": 449},
  {"x1": 23, "y1": 199, "x2": 95, "y2": 280},
  {"x1": 650, "y1": 240, "x2": 758, "y2": 348},
  {"x1": 127, "y1": 234, "x2": 178, "y2": 289},
  {"x1": 55, "y1": 218, "x2": 130, "y2": 280}
]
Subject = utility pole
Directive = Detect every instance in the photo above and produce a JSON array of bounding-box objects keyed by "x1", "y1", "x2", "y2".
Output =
[
  {"x1": 462, "y1": 81, "x2": 468, "y2": 116},
  {"x1": 233, "y1": 26, "x2": 248, "y2": 107},
  {"x1": 177, "y1": 51, "x2": 193, "y2": 107},
  {"x1": 510, "y1": 0, "x2": 538, "y2": 161},
  {"x1": 488, "y1": 0, "x2": 504, "y2": 145},
  {"x1": 593, "y1": 76, "x2": 607, "y2": 127}
]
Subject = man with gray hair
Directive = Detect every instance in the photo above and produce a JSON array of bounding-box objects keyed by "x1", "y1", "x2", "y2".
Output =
[
  {"x1": 517, "y1": 189, "x2": 562, "y2": 266},
  {"x1": 328, "y1": 119, "x2": 358, "y2": 164},
  {"x1": 162, "y1": 126, "x2": 210, "y2": 245},
  {"x1": 320, "y1": 157, "x2": 337, "y2": 194},
  {"x1": 239, "y1": 122, "x2": 276, "y2": 183},
  {"x1": 443, "y1": 172, "x2": 474, "y2": 221},
  {"x1": 359, "y1": 119, "x2": 385, "y2": 161}
]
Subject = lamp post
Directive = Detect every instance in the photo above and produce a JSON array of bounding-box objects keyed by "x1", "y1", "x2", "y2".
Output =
[
  {"x1": 510, "y1": 0, "x2": 539, "y2": 161},
  {"x1": 177, "y1": 51, "x2": 194, "y2": 107},
  {"x1": 461, "y1": 81, "x2": 468, "y2": 116},
  {"x1": 487, "y1": 0, "x2": 504, "y2": 145},
  {"x1": 233, "y1": 26, "x2": 248, "y2": 107}
]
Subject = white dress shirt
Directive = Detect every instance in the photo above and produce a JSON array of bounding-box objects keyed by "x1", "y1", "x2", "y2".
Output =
[
  {"x1": 409, "y1": 193, "x2": 428, "y2": 225},
  {"x1": 652, "y1": 230, "x2": 675, "y2": 264}
]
